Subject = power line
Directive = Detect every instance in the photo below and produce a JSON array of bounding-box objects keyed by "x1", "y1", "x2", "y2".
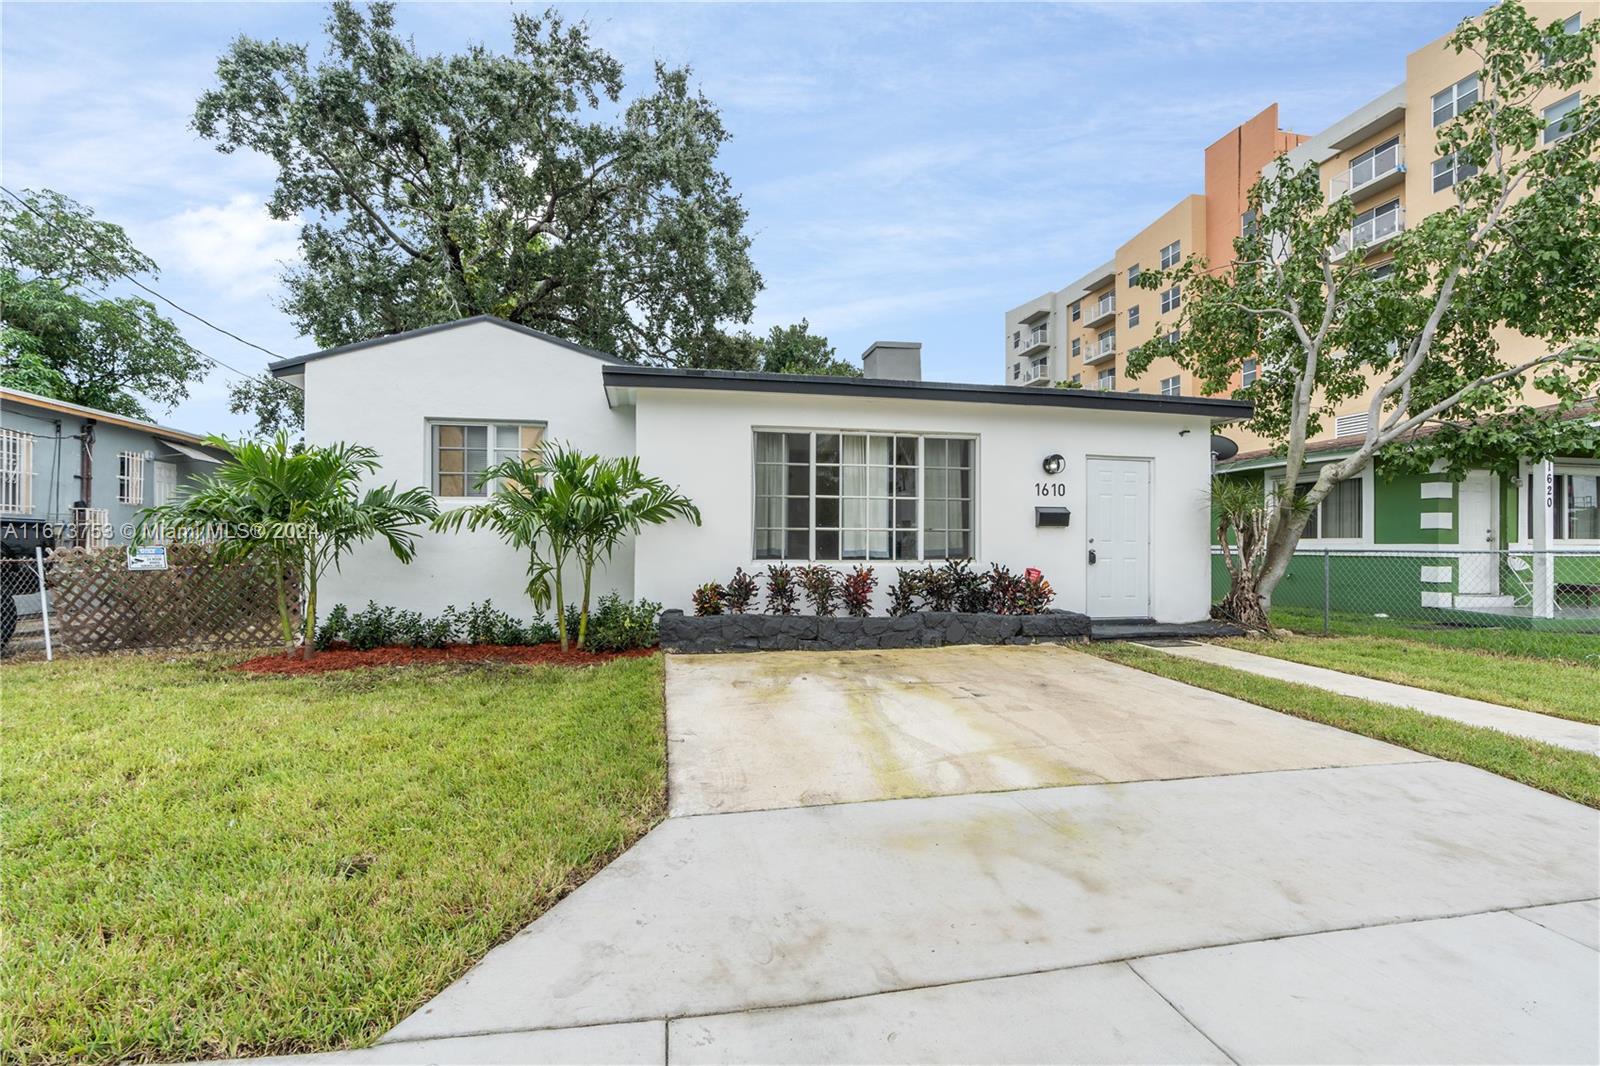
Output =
[{"x1": 0, "y1": 185, "x2": 294, "y2": 386}]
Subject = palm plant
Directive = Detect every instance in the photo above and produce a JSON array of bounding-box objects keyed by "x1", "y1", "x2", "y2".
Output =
[
  {"x1": 137, "y1": 433, "x2": 436, "y2": 658},
  {"x1": 433, "y1": 442, "x2": 699, "y2": 651}
]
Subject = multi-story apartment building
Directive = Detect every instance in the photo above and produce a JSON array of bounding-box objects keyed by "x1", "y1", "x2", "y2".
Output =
[{"x1": 1005, "y1": 1, "x2": 1598, "y2": 628}]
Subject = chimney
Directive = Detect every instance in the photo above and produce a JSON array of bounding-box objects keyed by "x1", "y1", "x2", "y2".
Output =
[{"x1": 860, "y1": 341, "x2": 922, "y2": 381}]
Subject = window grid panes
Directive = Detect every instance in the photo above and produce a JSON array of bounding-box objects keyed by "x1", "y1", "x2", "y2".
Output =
[
  {"x1": 1544, "y1": 93, "x2": 1580, "y2": 144},
  {"x1": 1241, "y1": 358, "x2": 1258, "y2": 386},
  {"x1": 754, "y1": 431, "x2": 974, "y2": 562},
  {"x1": 1432, "y1": 153, "x2": 1478, "y2": 192},
  {"x1": 1097, "y1": 368, "x2": 1116, "y2": 391},
  {"x1": 118, "y1": 451, "x2": 144, "y2": 505},
  {"x1": 1286, "y1": 476, "x2": 1361, "y2": 539},
  {"x1": 1127, "y1": 304, "x2": 1141, "y2": 328},
  {"x1": 1160, "y1": 285, "x2": 1181, "y2": 313},
  {"x1": 1159, "y1": 240, "x2": 1181, "y2": 270},
  {"x1": 1432, "y1": 73, "x2": 1479, "y2": 127},
  {"x1": 1555, "y1": 473, "x2": 1599, "y2": 540},
  {"x1": 1160, "y1": 375, "x2": 1181, "y2": 397},
  {"x1": 433, "y1": 422, "x2": 544, "y2": 497}
]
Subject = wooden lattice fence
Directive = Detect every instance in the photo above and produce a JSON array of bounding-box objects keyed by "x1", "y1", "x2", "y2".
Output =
[{"x1": 42, "y1": 545, "x2": 299, "y2": 655}]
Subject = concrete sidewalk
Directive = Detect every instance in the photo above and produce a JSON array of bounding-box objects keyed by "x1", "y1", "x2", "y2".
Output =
[{"x1": 1146, "y1": 640, "x2": 1600, "y2": 754}]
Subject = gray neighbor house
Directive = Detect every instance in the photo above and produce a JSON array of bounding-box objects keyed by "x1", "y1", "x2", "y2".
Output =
[{"x1": 0, "y1": 386, "x2": 228, "y2": 550}]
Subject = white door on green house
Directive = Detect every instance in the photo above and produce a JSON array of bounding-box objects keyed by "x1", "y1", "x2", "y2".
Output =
[
  {"x1": 1458, "y1": 470, "x2": 1498, "y2": 594},
  {"x1": 152, "y1": 461, "x2": 177, "y2": 506},
  {"x1": 1086, "y1": 457, "x2": 1151, "y2": 619}
]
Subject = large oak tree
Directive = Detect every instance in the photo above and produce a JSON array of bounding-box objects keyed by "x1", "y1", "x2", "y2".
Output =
[{"x1": 194, "y1": 2, "x2": 762, "y2": 367}]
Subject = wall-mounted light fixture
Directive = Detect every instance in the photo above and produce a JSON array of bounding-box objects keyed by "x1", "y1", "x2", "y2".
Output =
[{"x1": 1042, "y1": 453, "x2": 1065, "y2": 475}]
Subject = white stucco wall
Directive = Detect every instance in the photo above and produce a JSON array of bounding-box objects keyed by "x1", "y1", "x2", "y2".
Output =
[
  {"x1": 301, "y1": 320, "x2": 635, "y2": 618},
  {"x1": 629, "y1": 388, "x2": 1216, "y2": 622}
]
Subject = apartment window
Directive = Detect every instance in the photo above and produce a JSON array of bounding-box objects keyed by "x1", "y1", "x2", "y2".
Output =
[
  {"x1": 117, "y1": 452, "x2": 145, "y2": 505},
  {"x1": 1432, "y1": 152, "x2": 1479, "y2": 192},
  {"x1": 1241, "y1": 358, "x2": 1258, "y2": 386},
  {"x1": 1097, "y1": 368, "x2": 1116, "y2": 391},
  {"x1": 1351, "y1": 199, "x2": 1403, "y2": 246},
  {"x1": 1159, "y1": 240, "x2": 1181, "y2": 270},
  {"x1": 1280, "y1": 475, "x2": 1362, "y2": 539},
  {"x1": 1166, "y1": 328, "x2": 1182, "y2": 345},
  {"x1": 1070, "y1": 337, "x2": 1081, "y2": 359},
  {"x1": 0, "y1": 428, "x2": 33, "y2": 515},
  {"x1": 1030, "y1": 355, "x2": 1048, "y2": 379},
  {"x1": 1127, "y1": 263, "x2": 1141, "y2": 284},
  {"x1": 1029, "y1": 323, "x2": 1049, "y2": 347},
  {"x1": 1096, "y1": 330, "x2": 1116, "y2": 358},
  {"x1": 1011, "y1": 330, "x2": 1021, "y2": 350},
  {"x1": 754, "y1": 431, "x2": 974, "y2": 562},
  {"x1": 1370, "y1": 261, "x2": 1397, "y2": 281},
  {"x1": 1432, "y1": 73, "x2": 1479, "y2": 127},
  {"x1": 1127, "y1": 304, "x2": 1140, "y2": 328},
  {"x1": 1554, "y1": 470, "x2": 1599, "y2": 540},
  {"x1": 432, "y1": 421, "x2": 545, "y2": 497},
  {"x1": 1012, "y1": 362, "x2": 1021, "y2": 381},
  {"x1": 1070, "y1": 301, "x2": 1081, "y2": 322},
  {"x1": 1241, "y1": 208, "x2": 1258, "y2": 237},
  {"x1": 1545, "y1": 13, "x2": 1582, "y2": 64},
  {"x1": 1160, "y1": 285, "x2": 1181, "y2": 314},
  {"x1": 1544, "y1": 93, "x2": 1581, "y2": 144},
  {"x1": 1160, "y1": 375, "x2": 1181, "y2": 397},
  {"x1": 1070, "y1": 373, "x2": 1081, "y2": 385}
]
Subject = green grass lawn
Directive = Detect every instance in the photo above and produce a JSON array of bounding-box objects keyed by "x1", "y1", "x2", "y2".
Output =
[
  {"x1": 1217, "y1": 634, "x2": 1600, "y2": 725},
  {"x1": 1, "y1": 653, "x2": 667, "y2": 1065},
  {"x1": 1088, "y1": 643, "x2": 1600, "y2": 809},
  {"x1": 1267, "y1": 605, "x2": 1600, "y2": 663}
]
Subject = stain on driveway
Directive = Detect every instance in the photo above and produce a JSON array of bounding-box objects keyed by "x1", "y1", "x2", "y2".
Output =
[{"x1": 666, "y1": 644, "x2": 1416, "y2": 814}]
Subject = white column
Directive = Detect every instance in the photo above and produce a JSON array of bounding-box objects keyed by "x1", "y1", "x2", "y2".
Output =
[{"x1": 1530, "y1": 460, "x2": 1555, "y2": 619}]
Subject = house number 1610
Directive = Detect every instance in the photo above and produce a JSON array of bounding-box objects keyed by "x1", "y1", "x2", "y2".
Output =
[{"x1": 1034, "y1": 482, "x2": 1067, "y2": 497}]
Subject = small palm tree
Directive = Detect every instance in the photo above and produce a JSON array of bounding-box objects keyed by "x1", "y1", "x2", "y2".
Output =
[
  {"x1": 433, "y1": 442, "x2": 699, "y2": 651},
  {"x1": 138, "y1": 433, "x2": 436, "y2": 657}
]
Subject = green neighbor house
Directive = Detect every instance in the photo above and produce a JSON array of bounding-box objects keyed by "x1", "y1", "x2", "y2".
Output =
[{"x1": 1213, "y1": 420, "x2": 1600, "y2": 634}]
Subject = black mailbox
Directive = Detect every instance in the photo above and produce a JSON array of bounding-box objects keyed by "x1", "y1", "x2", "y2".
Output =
[{"x1": 1035, "y1": 507, "x2": 1071, "y2": 528}]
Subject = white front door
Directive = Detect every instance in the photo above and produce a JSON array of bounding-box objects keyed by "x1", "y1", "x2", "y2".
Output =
[
  {"x1": 1086, "y1": 457, "x2": 1151, "y2": 619},
  {"x1": 153, "y1": 461, "x2": 178, "y2": 506},
  {"x1": 1457, "y1": 470, "x2": 1497, "y2": 594}
]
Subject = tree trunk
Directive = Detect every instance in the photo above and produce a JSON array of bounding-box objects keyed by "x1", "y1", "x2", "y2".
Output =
[
  {"x1": 1250, "y1": 503, "x2": 1316, "y2": 624},
  {"x1": 577, "y1": 562, "x2": 594, "y2": 650},
  {"x1": 274, "y1": 557, "x2": 294, "y2": 656},
  {"x1": 554, "y1": 569, "x2": 568, "y2": 652}
]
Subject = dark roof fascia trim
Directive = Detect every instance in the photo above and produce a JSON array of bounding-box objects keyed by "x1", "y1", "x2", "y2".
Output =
[
  {"x1": 602, "y1": 366, "x2": 1253, "y2": 421},
  {"x1": 268, "y1": 315, "x2": 626, "y2": 376}
]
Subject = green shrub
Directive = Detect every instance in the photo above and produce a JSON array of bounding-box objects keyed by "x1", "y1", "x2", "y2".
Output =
[
  {"x1": 693, "y1": 582, "x2": 726, "y2": 616},
  {"x1": 798, "y1": 565, "x2": 839, "y2": 616},
  {"x1": 887, "y1": 568, "x2": 923, "y2": 616},
  {"x1": 584, "y1": 594, "x2": 663, "y2": 651},
  {"x1": 725, "y1": 567, "x2": 759, "y2": 613},
  {"x1": 764, "y1": 565, "x2": 798, "y2": 615}
]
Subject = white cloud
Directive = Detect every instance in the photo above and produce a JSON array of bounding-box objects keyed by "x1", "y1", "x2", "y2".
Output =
[{"x1": 145, "y1": 195, "x2": 301, "y2": 300}]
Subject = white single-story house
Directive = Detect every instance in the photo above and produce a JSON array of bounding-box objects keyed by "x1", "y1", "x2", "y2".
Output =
[{"x1": 269, "y1": 316, "x2": 1251, "y2": 623}]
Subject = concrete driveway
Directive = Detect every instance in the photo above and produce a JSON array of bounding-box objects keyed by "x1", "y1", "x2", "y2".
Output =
[{"x1": 373, "y1": 645, "x2": 1598, "y2": 1065}]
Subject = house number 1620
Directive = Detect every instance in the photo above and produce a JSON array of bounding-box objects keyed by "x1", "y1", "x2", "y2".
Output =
[{"x1": 1034, "y1": 482, "x2": 1067, "y2": 497}]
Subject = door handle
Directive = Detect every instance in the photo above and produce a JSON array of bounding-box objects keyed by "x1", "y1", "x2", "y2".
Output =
[{"x1": 1088, "y1": 549, "x2": 1097, "y2": 565}]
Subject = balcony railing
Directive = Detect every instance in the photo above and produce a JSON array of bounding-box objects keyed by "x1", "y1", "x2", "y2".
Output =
[
  {"x1": 1328, "y1": 143, "x2": 1405, "y2": 201},
  {"x1": 1332, "y1": 205, "x2": 1405, "y2": 260},
  {"x1": 1018, "y1": 328, "x2": 1049, "y2": 356},
  {"x1": 1084, "y1": 334, "x2": 1117, "y2": 364},
  {"x1": 1084, "y1": 294, "x2": 1116, "y2": 327},
  {"x1": 1021, "y1": 360, "x2": 1049, "y2": 384}
]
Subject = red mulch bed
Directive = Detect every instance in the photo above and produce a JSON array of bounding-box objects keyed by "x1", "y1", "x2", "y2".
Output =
[{"x1": 234, "y1": 642, "x2": 655, "y2": 676}]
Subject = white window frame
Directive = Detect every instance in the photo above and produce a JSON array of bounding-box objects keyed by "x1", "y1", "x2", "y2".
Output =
[
  {"x1": 1097, "y1": 367, "x2": 1116, "y2": 391},
  {"x1": 1127, "y1": 263, "x2": 1141, "y2": 284},
  {"x1": 1241, "y1": 358, "x2": 1258, "y2": 386},
  {"x1": 750, "y1": 429, "x2": 979, "y2": 564},
  {"x1": 1432, "y1": 73, "x2": 1479, "y2": 127},
  {"x1": 1348, "y1": 136, "x2": 1402, "y2": 191},
  {"x1": 1552, "y1": 462, "x2": 1600, "y2": 543},
  {"x1": 0, "y1": 427, "x2": 33, "y2": 515},
  {"x1": 1159, "y1": 240, "x2": 1181, "y2": 270},
  {"x1": 1267, "y1": 466, "x2": 1370, "y2": 544},
  {"x1": 1165, "y1": 328, "x2": 1181, "y2": 345},
  {"x1": 1543, "y1": 93, "x2": 1581, "y2": 144},
  {"x1": 118, "y1": 451, "x2": 145, "y2": 505},
  {"x1": 1127, "y1": 304, "x2": 1141, "y2": 328},
  {"x1": 1160, "y1": 285, "x2": 1181, "y2": 314},
  {"x1": 428, "y1": 419, "x2": 546, "y2": 499},
  {"x1": 1160, "y1": 375, "x2": 1181, "y2": 397},
  {"x1": 1070, "y1": 337, "x2": 1081, "y2": 359},
  {"x1": 1070, "y1": 301, "x2": 1081, "y2": 322}
]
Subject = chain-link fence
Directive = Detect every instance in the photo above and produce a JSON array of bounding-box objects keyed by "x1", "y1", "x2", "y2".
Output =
[
  {"x1": 1, "y1": 545, "x2": 298, "y2": 661},
  {"x1": 1213, "y1": 548, "x2": 1600, "y2": 660}
]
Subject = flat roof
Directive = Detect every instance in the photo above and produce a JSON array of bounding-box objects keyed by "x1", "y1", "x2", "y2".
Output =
[
  {"x1": 602, "y1": 365, "x2": 1253, "y2": 422},
  {"x1": 268, "y1": 315, "x2": 625, "y2": 375}
]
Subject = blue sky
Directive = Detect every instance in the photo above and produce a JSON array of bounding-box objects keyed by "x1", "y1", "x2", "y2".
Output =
[{"x1": 2, "y1": 1, "x2": 1483, "y2": 435}]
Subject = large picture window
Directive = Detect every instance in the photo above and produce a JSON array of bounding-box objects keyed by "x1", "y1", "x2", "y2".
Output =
[
  {"x1": 1554, "y1": 471, "x2": 1598, "y2": 540},
  {"x1": 431, "y1": 421, "x2": 544, "y2": 497},
  {"x1": 753, "y1": 430, "x2": 974, "y2": 562}
]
